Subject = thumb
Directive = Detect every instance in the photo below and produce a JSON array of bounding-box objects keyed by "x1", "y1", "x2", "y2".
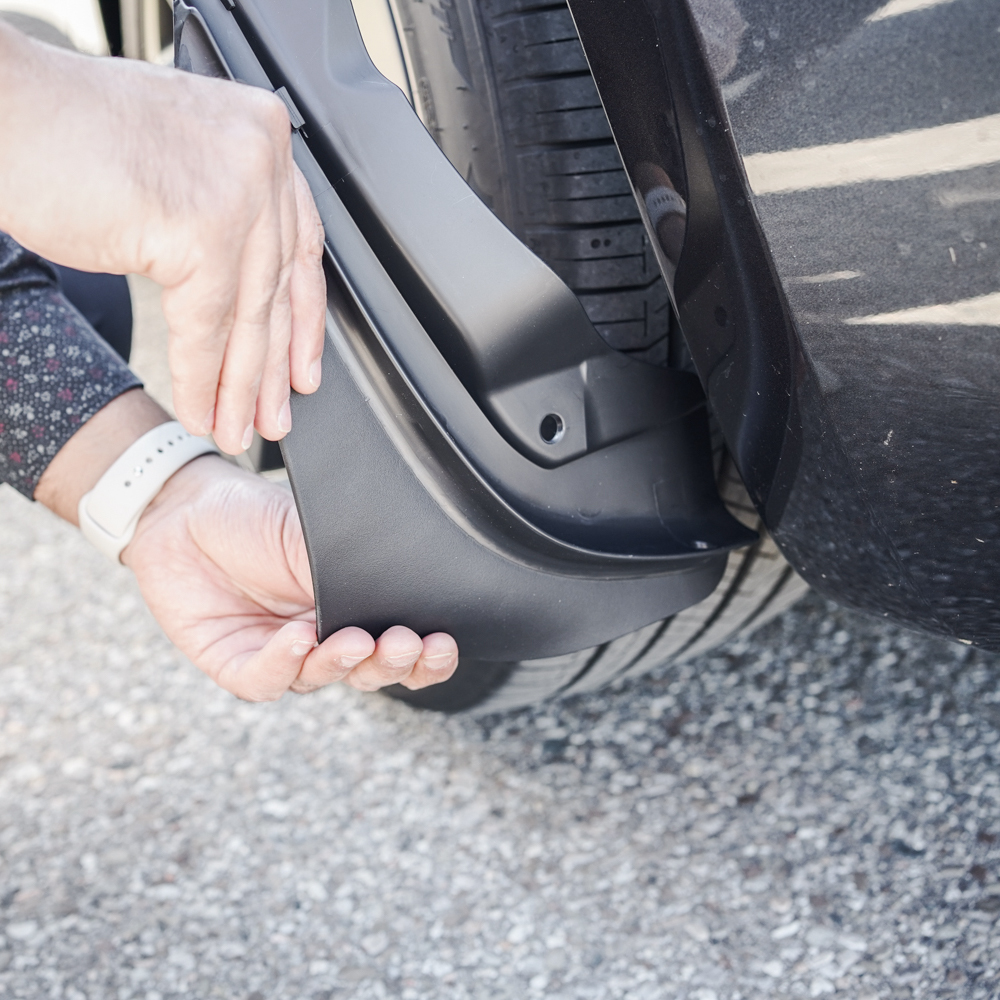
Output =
[{"x1": 218, "y1": 620, "x2": 317, "y2": 702}]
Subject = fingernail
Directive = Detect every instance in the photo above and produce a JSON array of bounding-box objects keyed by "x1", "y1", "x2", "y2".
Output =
[
  {"x1": 278, "y1": 399, "x2": 292, "y2": 433},
  {"x1": 291, "y1": 639, "x2": 314, "y2": 657},
  {"x1": 241, "y1": 423, "x2": 254, "y2": 451},
  {"x1": 337, "y1": 652, "x2": 368, "y2": 670},
  {"x1": 424, "y1": 652, "x2": 455, "y2": 671},
  {"x1": 201, "y1": 407, "x2": 216, "y2": 435},
  {"x1": 386, "y1": 651, "x2": 420, "y2": 668},
  {"x1": 308, "y1": 359, "x2": 322, "y2": 388}
]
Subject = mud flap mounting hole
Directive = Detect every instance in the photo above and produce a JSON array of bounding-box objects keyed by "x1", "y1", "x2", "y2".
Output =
[{"x1": 540, "y1": 413, "x2": 565, "y2": 444}]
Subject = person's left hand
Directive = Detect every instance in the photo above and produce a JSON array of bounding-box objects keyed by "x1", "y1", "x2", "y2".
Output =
[{"x1": 121, "y1": 454, "x2": 459, "y2": 701}]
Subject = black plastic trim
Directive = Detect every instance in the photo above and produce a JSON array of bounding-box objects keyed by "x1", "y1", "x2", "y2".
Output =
[{"x1": 567, "y1": 0, "x2": 805, "y2": 526}]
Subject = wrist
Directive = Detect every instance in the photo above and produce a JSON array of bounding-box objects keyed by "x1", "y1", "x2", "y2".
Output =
[
  {"x1": 78, "y1": 421, "x2": 220, "y2": 561},
  {"x1": 120, "y1": 453, "x2": 247, "y2": 567},
  {"x1": 134, "y1": 449, "x2": 231, "y2": 525},
  {"x1": 35, "y1": 389, "x2": 172, "y2": 523}
]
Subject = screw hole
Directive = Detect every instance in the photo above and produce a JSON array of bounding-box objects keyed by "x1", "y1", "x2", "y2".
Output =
[{"x1": 539, "y1": 413, "x2": 565, "y2": 444}]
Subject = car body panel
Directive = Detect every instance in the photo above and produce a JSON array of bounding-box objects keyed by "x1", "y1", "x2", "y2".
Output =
[
  {"x1": 570, "y1": 0, "x2": 1000, "y2": 648},
  {"x1": 729, "y1": 0, "x2": 1000, "y2": 646}
]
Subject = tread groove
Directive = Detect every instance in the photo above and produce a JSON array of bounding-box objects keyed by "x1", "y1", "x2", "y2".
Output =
[
  {"x1": 554, "y1": 642, "x2": 611, "y2": 697},
  {"x1": 662, "y1": 543, "x2": 764, "y2": 661},
  {"x1": 601, "y1": 615, "x2": 676, "y2": 686},
  {"x1": 733, "y1": 564, "x2": 795, "y2": 636}
]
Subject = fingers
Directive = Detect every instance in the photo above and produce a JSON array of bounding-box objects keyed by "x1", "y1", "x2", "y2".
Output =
[
  {"x1": 288, "y1": 626, "x2": 375, "y2": 693},
  {"x1": 217, "y1": 622, "x2": 457, "y2": 702},
  {"x1": 164, "y1": 189, "x2": 284, "y2": 451},
  {"x1": 158, "y1": 93, "x2": 325, "y2": 451},
  {"x1": 397, "y1": 631, "x2": 460, "y2": 690},
  {"x1": 288, "y1": 164, "x2": 327, "y2": 396},
  {"x1": 218, "y1": 619, "x2": 318, "y2": 702},
  {"x1": 337, "y1": 625, "x2": 422, "y2": 692},
  {"x1": 164, "y1": 94, "x2": 320, "y2": 453},
  {"x1": 251, "y1": 151, "x2": 298, "y2": 443},
  {"x1": 161, "y1": 267, "x2": 237, "y2": 438},
  {"x1": 217, "y1": 160, "x2": 325, "y2": 447},
  {"x1": 212, "y1": 196, "x2": 287, "y2": 453},
  {"x1": 340, "y1": 626, "x2": 459, "y2": 693},
  {"x1": 172, "y1": 160, "x2": 324, "y2": 451}
]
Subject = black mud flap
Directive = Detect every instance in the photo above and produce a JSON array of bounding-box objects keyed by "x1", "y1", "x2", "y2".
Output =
[{"x1": 174, "y1": 0, "x2": 755, "y2": 660}]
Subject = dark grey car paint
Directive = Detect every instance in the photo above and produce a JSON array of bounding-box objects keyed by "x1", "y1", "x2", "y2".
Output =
[
  {"x1": 720, "y1": 0, "x2": 1000, "y2": 644},
  {"x1": 572, "y1": 0, "x2": 1000, "y2": 648}
]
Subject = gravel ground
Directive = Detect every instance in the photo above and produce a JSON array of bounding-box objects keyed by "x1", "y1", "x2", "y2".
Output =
[{"x1": 1, "y1": 490, "x2": 999, "y2": 1000}]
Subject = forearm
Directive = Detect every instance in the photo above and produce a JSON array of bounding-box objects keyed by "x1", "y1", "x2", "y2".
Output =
[
  {"x1": 34, "y1": 388, "x2": 170, "y2": 524},
  {"x1": 0, "y1": 234, "x2": 142, "y2": 497},
  {"x1": 0, "y1": 21, "x2": 233, "y2": 279},
  {"x1": 0, "y1": 23, "x2": 122, "y2": 269}
]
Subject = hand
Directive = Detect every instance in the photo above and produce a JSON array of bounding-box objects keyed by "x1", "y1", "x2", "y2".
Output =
[
  {"x1": 121, "y1": 455, "x2": 459, "y2": 701},
  {"x1": 0, "y1": 24, "x2": 326, "y2": 455},
  {"x1": 35, "y1": 390, "x2": 458, "y2": 700}
]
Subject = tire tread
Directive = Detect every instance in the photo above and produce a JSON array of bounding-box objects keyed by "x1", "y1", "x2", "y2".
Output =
[{"x1": 384, "y1": 0, "x2": 808, "y2": 715}]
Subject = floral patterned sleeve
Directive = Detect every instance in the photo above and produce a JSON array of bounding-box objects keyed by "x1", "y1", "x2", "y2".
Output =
[{"x1": 0, "y1": 233, "x2": 141, "y2": 498}]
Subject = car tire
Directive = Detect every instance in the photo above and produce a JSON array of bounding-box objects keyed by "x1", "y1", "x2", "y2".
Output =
[{"x1": 380, "y1": 0, "x2": 808, "y2": 712}]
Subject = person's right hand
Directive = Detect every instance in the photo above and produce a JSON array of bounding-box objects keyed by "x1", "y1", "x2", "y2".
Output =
[{"x1": 0, "y1": 24, "x2": 326, "y2": 455}]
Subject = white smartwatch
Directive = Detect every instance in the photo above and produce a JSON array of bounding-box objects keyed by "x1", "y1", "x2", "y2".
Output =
[{"x1": 78, "y1": 421, "x2": 220, "y2": 562}]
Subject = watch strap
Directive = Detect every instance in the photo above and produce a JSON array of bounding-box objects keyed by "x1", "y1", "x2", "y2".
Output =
[{"x1": 78, "y1": 421, "x2": 219, "y2": 562}]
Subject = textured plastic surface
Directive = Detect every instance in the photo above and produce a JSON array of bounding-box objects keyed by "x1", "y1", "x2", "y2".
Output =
[{"x1": 176, "y1": 0, "x2": 755, "y2": 659}]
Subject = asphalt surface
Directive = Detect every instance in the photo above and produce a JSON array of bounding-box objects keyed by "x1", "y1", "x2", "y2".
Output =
[{"x1": 2, "y1": 473, "x2": 999, "y2": 1000}]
